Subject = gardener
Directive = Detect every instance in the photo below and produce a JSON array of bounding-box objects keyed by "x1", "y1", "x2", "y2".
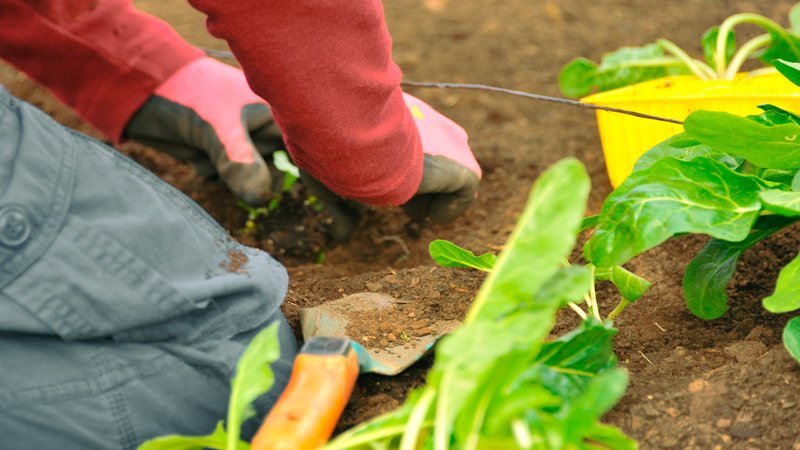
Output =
[{"x1": 0, "y1": 0, "x2": 480, "y2": 449}]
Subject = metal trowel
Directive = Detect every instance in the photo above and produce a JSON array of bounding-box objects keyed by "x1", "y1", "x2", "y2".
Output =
[{"x1": 251, "y1": 292, "x2": 461, "y2": 450}]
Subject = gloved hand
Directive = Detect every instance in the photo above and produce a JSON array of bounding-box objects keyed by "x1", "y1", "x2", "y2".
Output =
[
  {"x1": 307, "y1": 93, "x2": 481, "y2": 240},
  {"x1": 124, "y1": 57, "x2": 284, "y2": 205}
]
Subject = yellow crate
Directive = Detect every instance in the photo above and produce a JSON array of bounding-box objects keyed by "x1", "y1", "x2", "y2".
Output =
[{"x1": 582, "y1": 72, "x2": 800, "y2": 188}]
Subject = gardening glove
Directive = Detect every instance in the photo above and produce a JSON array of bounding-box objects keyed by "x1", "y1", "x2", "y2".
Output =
[
  {"x1": 305, "y1": 93, "x2": 481, "y2": 240},
  {"x1": 124, "y1": 57, "x2": 284, "y2": 205}
]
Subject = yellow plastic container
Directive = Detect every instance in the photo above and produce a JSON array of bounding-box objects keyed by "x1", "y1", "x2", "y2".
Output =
[{"x1": 582, "y1": 72, "x2": 800, "y2": 187}]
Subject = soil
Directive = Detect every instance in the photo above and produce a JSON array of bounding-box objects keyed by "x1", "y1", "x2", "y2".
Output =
[{"x1": 6, "y1": 0, "x2": 800, "y2": 448}]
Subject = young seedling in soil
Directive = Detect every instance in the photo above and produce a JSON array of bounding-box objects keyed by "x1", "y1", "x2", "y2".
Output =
[
  {"x1": 325, "y1": 158, "x2": 636, "y2": 450},
  {"x1": 559, "y1": 3, "x2": 800, "y2": 97},
  {"x1": 582, "y1": 60, "x2": 800, "y2": 363}
]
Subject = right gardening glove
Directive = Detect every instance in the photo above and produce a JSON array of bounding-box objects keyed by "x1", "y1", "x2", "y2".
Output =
[{"x1": 305, "y1": 93, "x2": 482, "y2": 240}]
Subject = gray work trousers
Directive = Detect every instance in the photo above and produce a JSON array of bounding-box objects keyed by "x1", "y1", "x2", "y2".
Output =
[{"x1": 0, "y1": 87, "x2": 298, "y2": 449}]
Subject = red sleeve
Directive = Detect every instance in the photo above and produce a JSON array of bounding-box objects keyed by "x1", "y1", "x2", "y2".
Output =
[
  {"x1": 0, "y1": 0, "x2": 203, "y2": 141},
  {"x1": 187, "y1": 0, "x2": 424, "y2": 206}
]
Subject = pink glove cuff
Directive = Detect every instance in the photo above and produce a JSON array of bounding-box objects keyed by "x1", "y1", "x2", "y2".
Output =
[
  {"x1": 155, "y1": 57, "x2": 269, "y2": 164},
  {"x1": 402, "y1": 93, "x2": 481, "y2": 178}
]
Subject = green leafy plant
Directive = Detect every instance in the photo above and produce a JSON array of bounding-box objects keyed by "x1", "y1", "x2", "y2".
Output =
[
  {"x1": 325, "y1": 158, "x2": 636, "y2": 450},
  {"x1": 582, "y1": 60, "x2": 800, "y2": 362},
  {"x1": 560, "y1": 4, "x2": 800, "y2": 97},
  {"x1": 137, "y1": 323, "x2": 281, "y2": 450}
]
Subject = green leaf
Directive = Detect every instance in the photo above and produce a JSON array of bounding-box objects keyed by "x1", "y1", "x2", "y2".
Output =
[
  {"x1": 428, "y1": 239, "x2": 496, "y2": 272},
  {"x1": 685, "y1": 110, "x2": 800, "y2": 170},
  {"x1": 763, "y1": 251, "x2": 800, "y2": 313},
  {"x1": 684, "y1": 216, "x2": 795, "y2": 319},
  {"x1": 468, "y1": 157, "x2": 591, "y2": 322},
  {"x1": 137, "y1": 422, "x2": 246, "y2": 450},
  {"x1": 580, "y1": 214, "x2": 600, "y2": 233},
  {"x1": 584, "y1": 423, "x2": 638, "y2": 450},
  {"x1": 748, "y1": 104, "x2": 800, "y2": 127},
  {"x1": 702, "y1": 26, "x2": 736, "y2": 69},
  {"x1": 560, "y1": 44, "x2": 691, "y2": 97},
  {"x1": 273, "y1": 150, "x2": 300, "y2": 178},
  {"x1": 531, "y1": 266, "x2": 594, "y2": 310},
  {"x1": 561, "y1": 369, "x2": 629, "y2": 433},
  {"x1": 559, "y1": 57, "x2": 598, "y2": 98},
  {"x1": 226, "y1": 323, "x2": 281, "y2": 449},
  {"x1": 535, "y1": 320, "x2": 618, "y2": 400},
  {"x1": 633, "y1": 134, "x2": 741, "y2": 173},
  {"x1": 585, "y1": 156, "x2": 763, "y2": 268},
  {"x1": 793, "y1": 172, "x2": 800, "y2": 191},
  {"x1": 759, "y1": 189, "x2": 800, "y2": 216},
  {"x1": 783, "y1": 317, "x2": 800, "y2": 363},
  {"x1": 759, "y1": 29, "x2": 800, "y2": 66},
  {"x1": 775, "y1": 59, "x2": 800, "y2": 87},
  {"x1": 594, "y1": 265, "x2": 651, "y2": 302}
]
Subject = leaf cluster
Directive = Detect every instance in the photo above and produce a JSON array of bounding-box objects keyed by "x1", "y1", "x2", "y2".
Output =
[
  {"x1": 327, "y1": 159, "x2": 636, "y2": 450},
  {"x1": 559, "y1": 3, "x2": 800, "y2": 97},
  {"x1": 583, "y1": 61, "x2": 800, "y2": 362}
]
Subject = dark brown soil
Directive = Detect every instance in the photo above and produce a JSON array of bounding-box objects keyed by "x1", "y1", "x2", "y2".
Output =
[{"x1": 6, "y1": 1, "x2": 800, "y2": 448}]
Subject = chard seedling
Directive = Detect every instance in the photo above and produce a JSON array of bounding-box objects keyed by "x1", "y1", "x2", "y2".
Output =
[
  {"x1": 560, "y1": 3, "x2": 800, "y2": 97},
  {"x1": 583, "y1": 61, "x2": 800, "y2": 363},
  {"x1": 326, "y1": 159, "x2": 636, "y2": 450}
]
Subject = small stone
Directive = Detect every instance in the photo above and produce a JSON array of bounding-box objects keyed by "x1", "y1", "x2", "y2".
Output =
[
  {"x1": 730, "y1": 423, "x2": 762, "y2": 439},
  {"x1": 716, "y1": 418, "x2": 732, "y2": 429},
  {"x1": 365, "y1": 282, "x2": 382, "y2": 292},
  {"x1": 721, "y1": 435, "x2": 731, "y2": 444},
  {"x1": 689, "y1": 379, "x2": 709, "y2": 393},
  {"x1": 387, "y1": 333, "x2": 397, "y2": 341},
  {"x1": 666, "y1": 407, "x2": 680, "y2": 417},
  {"x1": 662, "y1": 437, "x2": 679, "y2": 448}
]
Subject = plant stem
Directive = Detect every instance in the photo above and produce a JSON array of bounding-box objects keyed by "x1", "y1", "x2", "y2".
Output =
[
  {"x1": 589, "y1": 266, "x2": 601, "y2": 320},
  {"x1": 568, "y1": 302, "x2": 588, "y2": 320},
  {"x1": 607, "y1": 298, "x2": 632, "y2": 321},
  {"x1": 725, "y1": 34, "x2": 771, "y2": 79},
  {"x1": 657, "y1": 39, "x2": 714, "y2": 80},
  {"x1": 717, "y1": 13, "x2": 789, "y2": 77},
  {"x1": 400, "y1": 389, "x2": 436, "y2": 450}
]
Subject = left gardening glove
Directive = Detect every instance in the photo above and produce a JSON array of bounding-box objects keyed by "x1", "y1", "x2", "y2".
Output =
[{"x1": 125, "y1": 57, "x2": 284, "y2": 205}]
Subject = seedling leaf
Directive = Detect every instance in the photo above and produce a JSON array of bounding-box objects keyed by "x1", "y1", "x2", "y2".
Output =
[
  {"x1": 763, "y1": 251, "x2": 800, "y2": 313},
  {"x1": 774, "y1": 59, "x2": 800, "y2": 87},
  {"x1": 633, "y1": 134, "x2": 739, "y2": 173},
  {"x1": 685, "y1": 110, "x2": 800, "y2": 170},
  {"x1": 429, "y1": 239, "x2": 496, "y2": 272},
  {"x1": 759, "y1": 190, "x2": 800, "y2": 216},
  {"x1": 702, "y1": 26, "x2": 736, "y2": 69},
  {"x1": 783, "y1": 317, "x2": 800, "y2": 363},
  {"x1": 585, "y1": 156, "x2": 763, "y2": 268},
  {"x1": 594, "y1": 265, "x2": 651, "y2": 302},
  {"x1": 137, "y1": 422, "x2": 245, "y2": 450},
  {"x1": 684, "y1": 217, "x2": 794, "y2": 319},
  {"x1": 226, "y1": 323, "x2": 280, "y2": 449}
]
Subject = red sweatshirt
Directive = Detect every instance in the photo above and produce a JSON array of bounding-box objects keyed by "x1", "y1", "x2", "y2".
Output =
[{"x1": 0, "y1": 0, "x2": 423, "y2": 206}]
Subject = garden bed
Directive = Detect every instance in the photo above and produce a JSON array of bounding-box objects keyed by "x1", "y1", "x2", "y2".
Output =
[{"x1": 4, "y1": 1, "x2": 799, "y2": 448}]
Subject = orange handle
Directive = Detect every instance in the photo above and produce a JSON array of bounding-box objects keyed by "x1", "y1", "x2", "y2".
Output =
[{"x1": 251, "y1": 337, "x2": 359, "y2": 450}]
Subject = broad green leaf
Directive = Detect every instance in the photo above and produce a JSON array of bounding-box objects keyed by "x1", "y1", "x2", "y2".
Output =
[
  {"x1": 748, "y1": 104, "x2": 800, "y2": 127},
  {"x1": 561, "y1": 369, "x2": 629, "y2": 433},
  {"x1": 594, "y1": 265, "x2": 652, "y2": 302},
  {"x1": 760, "y1": 169, "x2": 796, "y2": 187},
  {"x1": 684, "y1": 216, "x2": 794, "y2": 319},
  {"x1": 530, "y1": 266, "x2": 594, "y2": 310},
  {"x1": 585, "y1": 156, "x2": 763, "y2": 268},
  {"x1": 685, "y1": 110, "x2": 800, "y2": 170},
  {"x1": 534, "y1": 320, "x2": 618, "y2": 400},
  {"x1": 793, "y1": 172, "x2": 800, "y2": 191},
  {"x1": 468, "y1": 158, "x2": 591, "y2": 322},
  {"x1": 759, "y1": 189, "x2": 800, "y2": 216},
  {"x1": 324, "y1": 393, "x2": 418, "y2": 450},
  {"x1": 559, "y1": 44, "x2": 691, "y2": 97},
  {"x1": 584, "y1": 423, "x2": 638, "y2": 450},
  {"x1": 759, "y1": 29, "x2": 800, "y2": 66},
  {"x1": 632, "y1": 134, "x2": 741, "y2": 173},
  {"x1": 227, "y1": 323, "x2": 280, "y2": 449},
  {"x1": 137, "y1": 422, "x2": 246, "y2": 450},
  {"x1": 580, "y1": 214, "x2": 600, "y2": 233},
  {"x1": 775, "y1": 59, "x2": 800, "y2": 87},
  {"x1": 482, "y1": 384, "x2": 561, "y2": 435},
  {"x1": 702, "y1": 26, "x2": 736, "y2": 69},
  {"x1": 428, "y1": 239, "x2": 496, "y2": 272},
  {"x1": 763, "y1": 251, "x2": 800, "y2": 313},
  {"x1": 783, "y1": 317, "x2": 800, "y2": 363},
  {"x1": 559, "y1": 57, "x2": 598, "y2": 98}
]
